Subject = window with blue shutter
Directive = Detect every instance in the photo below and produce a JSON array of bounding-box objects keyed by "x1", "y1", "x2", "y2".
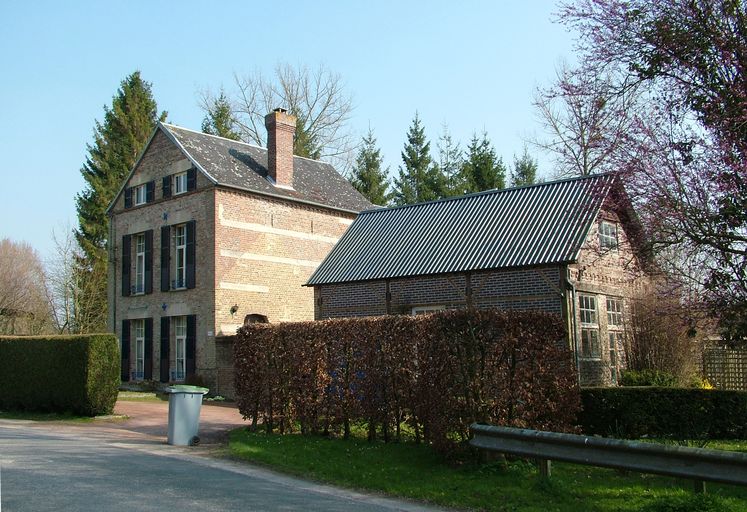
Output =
[
  {"x1": 160, "y1": 317, "x2": 170, "y2": 382},
  {"x1": 144, "y1": 318, "x2": 153, "y2": 380},
  {"x1": 121, "y1": 235, "x2": 131, "y2": 297},
  {"x1": 121, "y1": 320, "x2": 131, "y2": 382},
  {"x1": 186, "y1": 314, "x2": 196, "y2": 378}
]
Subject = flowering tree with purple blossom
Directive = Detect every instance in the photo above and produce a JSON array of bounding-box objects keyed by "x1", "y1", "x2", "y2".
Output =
[{"x1": 559, "y1": 0, "x2": 747, "y2": 341}]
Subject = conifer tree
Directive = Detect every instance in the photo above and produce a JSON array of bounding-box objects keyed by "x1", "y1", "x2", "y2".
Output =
[
  {"x1": 75, "y1": 71, "x2": 166, "y2": 331},
  {"x1": 511, "y1": 146, "x2": 538, "y2": 187},
  {"x1": 201, "y1": 91, "x2": 240, "y2": 140},
  {"x1": 437, "y1": 124, "x2": 464, "y2": 196},
  {"x1": 392, "y1": 113, "x2": 446, "y2": 205},
  {"x1": 349, "y1": 128, "x2": 390, "y2": 205},
  {"x1": 460, "y1": 132, "x2": 506, "y2": 193}
]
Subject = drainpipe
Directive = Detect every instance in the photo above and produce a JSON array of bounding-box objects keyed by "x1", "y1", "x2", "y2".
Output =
[{"x1": 566, "y1": 267, "x2": 581, "y2": 385}]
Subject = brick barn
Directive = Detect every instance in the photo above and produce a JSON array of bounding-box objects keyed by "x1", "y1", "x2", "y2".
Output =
[
  {"x1": 306, "y1": 174, "x2": 650, "y2": 386},
  {"x1": 107, "y1": 108, "x2": 371, "y2": 396}
]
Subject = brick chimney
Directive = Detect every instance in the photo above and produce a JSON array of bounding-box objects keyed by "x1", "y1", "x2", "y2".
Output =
[{"x1": 265, "y1": 108, "x2": 296, "y2": 188}]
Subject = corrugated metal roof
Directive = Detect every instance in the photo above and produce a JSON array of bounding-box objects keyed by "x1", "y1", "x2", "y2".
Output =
[{"x1": 306, "y1": 174, "x2": 617, "y2": 285}]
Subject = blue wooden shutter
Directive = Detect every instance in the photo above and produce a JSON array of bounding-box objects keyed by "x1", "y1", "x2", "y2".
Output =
[
  {"x1": 146, "y1": 181, "x2": 155, "y2": 203},
  {"x1": 187, "y1": 167, "x2": 196, "y2": 191},
  {"x1": 186, "y1": 220, "x2": 196, "y2": 289},
  {"x1": 160, "y1": 317, "x2": 170, "y2": 382},
  {"x1": 160, "y1": 226, "x2": 170, "y2": 292},
  {"x1": 144, "y1": 317, "x2": 153, "y2": 380},
  {"x1": 162, "y1": 175, "x2": 171, "y2": 198},
  {"x1": 121, "y1": 319, "x2": 131, "y2": 382},
  {"x1": 124, "y1": 187, "x2": 132, "y2": 208},
  {"x1": 121, "y1": 234, "x2": 131, "y2": 297},
  {"x1": 144, "y1": 230, "x2": 153, "y2": 294},
  {"x1": 186, "y1": 314, "x2": 196, "y2": 378}
]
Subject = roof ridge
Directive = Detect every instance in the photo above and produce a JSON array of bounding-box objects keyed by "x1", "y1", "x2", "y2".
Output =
[
  {"x1": 160, "y1": 122, "x2": 333, "y2": 166},
  {"x1": 359, "y1": 173, "x2": 615, "y2": 215}
]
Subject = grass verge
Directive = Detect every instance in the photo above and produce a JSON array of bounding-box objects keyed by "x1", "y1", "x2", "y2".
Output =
[
  {"x1": 0, "y1": 410, "x2": 94, "y2": 422},
  {"x1": 117, "y1": 391, "x2": 167, "y2": 402},
  {"x1": 228, "y1": 429, "x2": 747, "y2": 512}
]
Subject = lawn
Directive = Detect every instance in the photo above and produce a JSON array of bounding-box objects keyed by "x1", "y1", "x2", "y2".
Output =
[
  {"x1": 228, "y1": 428, "x2": 747, "y2": 512},
  {"x1": 117, "y1": 391, "x2": 167, "y2": 402},
  {"x1": 0, "y1": 410, "x2": 95, "y2": 422}
]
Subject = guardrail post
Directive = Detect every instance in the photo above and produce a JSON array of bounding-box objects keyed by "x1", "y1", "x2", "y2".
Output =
[
  {"x1": 537, "y1": 458, "x2": 551, "y2": 479},
  {"x1": 693, "y1": 479, "x2": 706, "y2": 494}
]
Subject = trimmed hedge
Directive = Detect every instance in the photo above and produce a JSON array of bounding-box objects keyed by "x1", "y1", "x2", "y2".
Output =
[
  {"x1": 235, "y1": 308, "x2": 580, "y2": 453},
  {"x1": 579, "y1": 387, "x2": 747, "y2": 439},
  {"x1": 0, "y1": 334, "x2": 120, "y2": 416}
]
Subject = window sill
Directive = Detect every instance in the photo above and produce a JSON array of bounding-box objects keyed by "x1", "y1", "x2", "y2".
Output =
[
  {"x1": 170, "y1": 287, "x2": 188, "y2": 292},
  {"x1": 579, "y1": 356, "x2": 603, "y2": 361}
]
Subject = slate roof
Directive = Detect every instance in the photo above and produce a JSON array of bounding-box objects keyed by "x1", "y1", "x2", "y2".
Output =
[
  {"x1": 156, "y1": 123, "x2": 372, "y2": 213},
  {"x1": 306, "y1": 174, "x2": 618, "y2": 286}
]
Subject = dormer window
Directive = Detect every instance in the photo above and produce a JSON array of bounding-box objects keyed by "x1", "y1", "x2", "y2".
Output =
[
  {"x1": 599, "y1": 221, "x2": 618, "y2": 251},
  {"x1": 173, "y1": 172, "x2": 188, "y2": 195},
  {"x1": 134, "y1": 184, "x2": 147, "y2": 206}
]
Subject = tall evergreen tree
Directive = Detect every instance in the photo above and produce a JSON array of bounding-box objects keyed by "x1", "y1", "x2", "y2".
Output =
[
  {"x1": 201, "y1": 91, "x2": 240, "y2": 140},
  {"x1": 349, "y1": 128, "x2": 390, "y2": 205},
  {"x1": 75, "y1": 71, "x2": 166, "y2": 331},
  {"x1": 437, "y1": 124, "x2": 464, "y2": 196},
  {"x1": 460, "y1": 131, "x2": 506, "y2": 193},
  {"x1": 511, "y1": 146, "x2": 538, "y2": 187},
  {"x1": 392, "y1": 113, "x2": 446, "y2": 205}
]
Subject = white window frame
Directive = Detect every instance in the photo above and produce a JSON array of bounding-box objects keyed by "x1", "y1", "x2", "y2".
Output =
[
  {"x1": 173, "y1": 224, "x2": 186, "y2": 290},
  {"x1": 411, "y1": 305, "x2": 445, "y2": 316},
  {"x1": 173, "y1": 172, "x2": 188, "y2": 195},
  {"x1": 134, "y1": 184, "x2": 147, "y2": 206},
  {"x1": 607, "y1": 297, "x2": 624, "y2": 327},
  {"x1": 599, "y1": 221, "x2": 618, "y2": 251},
  {"x1": 134, "y1": 319, "x2": 145, "y2": 381},
  {"x1": 608, "y1": 331, "x2": 624, "y2": 385},
  {"x1": 174, "y1": 316, "x2": 186, "y2": 381},
  {"x1": 579, "y1": 294, "x2": 601, "y2": 359},
  {"x1": 134, "y1": 233, "x2": 145, "y2": 295}
]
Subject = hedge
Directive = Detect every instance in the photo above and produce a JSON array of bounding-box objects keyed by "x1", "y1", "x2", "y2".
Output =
[
  {"x1": 0, "y1": 334, "x2": 120, "y2": 416},
  {"x1": 235, "y1": 308, "x2": 580, "y2": 453},
  {"x1": 579, "y1": 387, "x2": 747, "y2": 440}
]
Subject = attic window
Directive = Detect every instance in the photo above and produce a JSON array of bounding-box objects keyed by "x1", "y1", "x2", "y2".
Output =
[
  {"x1": 134, "y1": 184, "x2": 147, "y2": 206},
  {"x1": 173, "y1": 172, "x2": 188, "y2": 195},
  {"x1": 599, "y1": 221, "x2": 618, "y2": 251}
]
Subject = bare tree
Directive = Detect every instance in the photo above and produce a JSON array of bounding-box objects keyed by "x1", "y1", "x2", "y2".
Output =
[
  {"x1": 46, "y1": 228, "x2": 108, "y2": 334},
  {"x1": 0, "y1": 238, "x2": 52, "y2": 335},
  {"x1": 201, "y1": 63, "x2": 355, "y2": 173},
  {"x1": 531, "y1": 63, "x2": 635, "y2": 178}
]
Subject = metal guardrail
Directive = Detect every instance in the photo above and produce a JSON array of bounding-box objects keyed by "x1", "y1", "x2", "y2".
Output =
[{"x1": 470, "y1": 423, "x2": 747, "y2": 492}]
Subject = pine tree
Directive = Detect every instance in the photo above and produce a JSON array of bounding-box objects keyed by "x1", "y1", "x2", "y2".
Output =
[
  {"x1": 511, "y1": 146, "x2": 538, "y2": 187},
  {"x1": 293, "y1": 118, "x2": 321, "y2": 160},
  {"x1": 392, "y1": 113, "x2": 446, "y2": 205},
  {"x1": 75, "y1": 71, "x2": 166, "y2": 331},
  {"x1": 437, "y1": 124, "x2": 464, "y2": 196},
  {"x1": 349, "y1": 128, "x2": 390, "y2": 205},
  {"x1": 201, "y1": 91, "x2": 240, "y2": 140},
  {"x1": 460, "y1": 132, "x2": 506, "y2": 193}
]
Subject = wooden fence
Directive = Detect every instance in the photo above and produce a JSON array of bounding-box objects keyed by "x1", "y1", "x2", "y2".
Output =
[{"x1": 703, "y1": 347, "x2": 747, "y2": 391}]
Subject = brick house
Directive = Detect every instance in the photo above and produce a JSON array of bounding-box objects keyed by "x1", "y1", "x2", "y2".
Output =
[
  {"x1": 107, "y1": 109, "x2": 371, "y2": 395},
  {"x1": 306, "y1": 174, "x2": 650, "y2": 386}
]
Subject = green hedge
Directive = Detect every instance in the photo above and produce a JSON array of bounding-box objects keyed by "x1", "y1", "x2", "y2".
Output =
[
  {"x1": 0, "y1": 334, "x2": 120, "y2": 416},
  {"x1": 579, "y1": 387, "x2": 747, "y2": 439}
]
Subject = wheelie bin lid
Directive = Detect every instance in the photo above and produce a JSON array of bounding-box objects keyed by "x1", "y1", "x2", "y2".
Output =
[{"x1": 165, "y1": 385, "x2": 209, "y2": 394}]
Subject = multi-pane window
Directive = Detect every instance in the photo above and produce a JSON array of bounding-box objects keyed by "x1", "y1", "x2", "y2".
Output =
[
  {"x1": 173, "y1": 225, "x2": 186, "y2": 289},
  {"x1": 579, "y1": 295, "x2": 601, "y2": 358},
  {"x1": 174, "y1": 316, "x2": 186, "y2": 381},
  {"x1": 134, "y1": 319, "x2": 145, "y2": 380},
  {"x1": 173, "y1": 172, "x2": 188, "y2": 195},
  {"x1": 134, "y1": 234, "x2": 145, "y2": 294},
  {"x1": 608, "y1": 331, "x2": 624, "y2": 385},
  {"x1": 134, "y1": 184, "x2": 147, "y2": 206},
  {"x1": 607, "y1": 298, "x2": 624, "y2": 327},
  {"x1": 599, "y1": 221, "x2": 618, "y2": 250}
]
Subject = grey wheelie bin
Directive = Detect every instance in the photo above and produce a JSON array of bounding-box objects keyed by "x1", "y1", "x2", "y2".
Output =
[{"x1": 166, "y1": 385, "x2": 209, "y2": 446}]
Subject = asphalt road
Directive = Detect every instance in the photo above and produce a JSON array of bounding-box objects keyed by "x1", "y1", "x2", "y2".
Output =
[{"x1": 0, "y1": 421, "x2": 444, "y2": 512}]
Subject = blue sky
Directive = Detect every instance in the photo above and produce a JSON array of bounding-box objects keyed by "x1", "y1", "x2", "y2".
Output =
[{"x1": 0, "y1": 1, "x2": 575, "y2": 260}]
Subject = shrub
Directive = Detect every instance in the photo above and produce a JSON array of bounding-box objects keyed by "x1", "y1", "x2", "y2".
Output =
[
  {"x1": 579, "y1": 387, "x2": 747, "y2": 440},
  {"x1": 620, "y1": 369, "x2": 677, "y2": 387},
  {"x1": 0, "y1": 334, "x2": 120, "y2": 416},
  {"x1": 234, "y1": 308, "x2": 580, "y2": 453}
]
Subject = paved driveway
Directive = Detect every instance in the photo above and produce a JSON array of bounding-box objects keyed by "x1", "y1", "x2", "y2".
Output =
[{"x1": 0, "y1": 401, "x2": 445, "y2": 512}]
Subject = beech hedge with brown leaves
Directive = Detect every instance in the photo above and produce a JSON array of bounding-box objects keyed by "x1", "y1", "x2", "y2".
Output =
[{"x1": 234, "y1": 308, "x2": 580, "y2": 452}]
